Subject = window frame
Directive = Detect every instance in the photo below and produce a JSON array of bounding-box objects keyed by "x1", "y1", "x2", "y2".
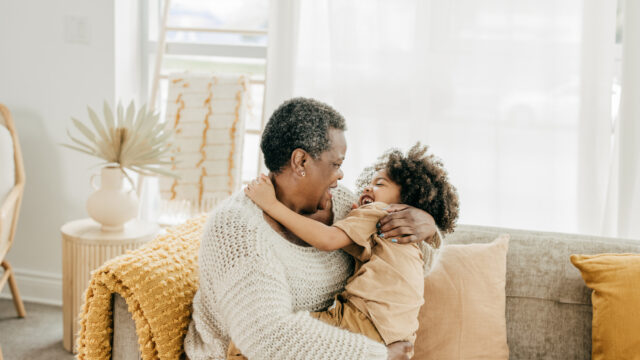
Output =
[{"x1": 142, "y1": 0, "x2": 269, "y2": 185}]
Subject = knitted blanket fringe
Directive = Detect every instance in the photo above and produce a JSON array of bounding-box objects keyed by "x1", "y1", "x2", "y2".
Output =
[{"x1": 77, "y1": 215, "x2": 207, "y2": 360}]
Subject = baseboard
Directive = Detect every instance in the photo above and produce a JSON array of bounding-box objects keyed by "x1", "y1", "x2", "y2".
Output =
[{"x1": 0, "y1": 267, "x2": 62, "y2": 306}]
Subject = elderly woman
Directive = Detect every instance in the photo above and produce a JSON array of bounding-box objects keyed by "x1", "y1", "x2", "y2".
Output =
[{"x1": 184, "y1": 98, "x2": 437, "y2": 360}]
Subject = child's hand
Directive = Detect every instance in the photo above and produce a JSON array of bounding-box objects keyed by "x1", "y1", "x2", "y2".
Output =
[{"x1": 244, "y1": 174, "x2": 278, "y2": 210}]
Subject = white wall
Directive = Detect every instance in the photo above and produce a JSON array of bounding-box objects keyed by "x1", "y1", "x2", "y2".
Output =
[{"x1": 0, "y1": 0, "x2": 141, "y2": 305}]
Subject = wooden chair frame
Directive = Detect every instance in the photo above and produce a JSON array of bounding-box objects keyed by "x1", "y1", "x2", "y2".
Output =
[{"x1": 0, "y1": 103, "x2": 26, "y2": 317}]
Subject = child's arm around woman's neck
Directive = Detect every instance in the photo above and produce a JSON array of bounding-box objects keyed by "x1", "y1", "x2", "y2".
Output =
[
  {"x1": 261, "y1": 200, "x2": 354, "y2": 251},
  {"x1": 245, "y1": 174, "x2": 354, "y2": 251}
]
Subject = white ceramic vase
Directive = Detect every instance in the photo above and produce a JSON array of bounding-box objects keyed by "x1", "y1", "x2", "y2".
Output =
[{"x1": 86, "y1": 166, "x2": 139, "y2": 232}]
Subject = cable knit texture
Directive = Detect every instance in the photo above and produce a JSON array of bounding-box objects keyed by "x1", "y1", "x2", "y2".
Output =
[
  {"x1": 184, "y1": 184, "x2": 388, "y2": 360},
  {"x1": 77, "y1": 215, "x2": 207, "y2": 360}
]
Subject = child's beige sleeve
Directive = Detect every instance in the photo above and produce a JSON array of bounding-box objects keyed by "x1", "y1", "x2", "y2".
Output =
[{"x1": 333, "y1": 203, "x2": 387, "y2": 262}]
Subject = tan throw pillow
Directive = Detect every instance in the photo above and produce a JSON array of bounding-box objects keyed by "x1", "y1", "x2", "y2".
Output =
[
  {"x1": 570, "y1": 253, "x2": 640, "y2": 360},
  {"x1": 413, "y1": 234, "x2": 510, "y2": 360}
]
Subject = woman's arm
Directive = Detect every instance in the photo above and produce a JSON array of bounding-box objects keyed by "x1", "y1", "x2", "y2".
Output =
[
  {"x1": 377, "y1": 204, "x2": 439, "y2": 247},
  {"x1": 245, "y1": 175, "x2": 353, "y2": 251},
  {"x1": 331, "y1": 182, "x2": 438, "y2": 247}
]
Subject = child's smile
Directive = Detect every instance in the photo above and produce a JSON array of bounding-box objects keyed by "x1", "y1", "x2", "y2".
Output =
[
  {"x1": 358, "y1": 170, "x2": 402, "y2": 206},
  {"x1": 359, "y1": 193, "x2": 375, "y2": 205}
]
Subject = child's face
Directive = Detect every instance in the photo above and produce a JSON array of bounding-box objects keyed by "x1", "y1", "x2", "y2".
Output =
[{"x1": 358, "y1": 170, "x2": 402, "y2": 206}]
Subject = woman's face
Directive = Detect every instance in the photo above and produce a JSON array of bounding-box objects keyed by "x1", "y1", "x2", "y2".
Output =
[{"x1": 300, "y1": 128, "x2": 346, "y2": 214}]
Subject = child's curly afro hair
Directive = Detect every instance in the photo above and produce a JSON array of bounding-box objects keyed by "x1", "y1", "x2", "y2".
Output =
[{"x1": 356, "y1": 143, "x2": 460, "y2": 234}]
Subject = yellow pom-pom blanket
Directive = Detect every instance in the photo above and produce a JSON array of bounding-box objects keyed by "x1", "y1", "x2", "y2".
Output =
[{"x1": 77, "y1": 215, "x2": 207, "y2": 360}]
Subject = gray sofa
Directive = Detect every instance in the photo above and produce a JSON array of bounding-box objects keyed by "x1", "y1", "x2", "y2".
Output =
[{"x1": 110, "y1": 224, "x2": 640, "y2": 359}]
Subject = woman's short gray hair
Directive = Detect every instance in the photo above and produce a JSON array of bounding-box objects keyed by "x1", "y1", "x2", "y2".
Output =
[{"x1": 261, "y1": 97, "x2": 346, "y2": 173}]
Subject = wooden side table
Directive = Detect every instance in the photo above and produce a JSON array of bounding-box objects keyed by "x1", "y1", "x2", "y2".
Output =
[{"x1": 61, "y1": 218, "x2": 158, "y2": 353}]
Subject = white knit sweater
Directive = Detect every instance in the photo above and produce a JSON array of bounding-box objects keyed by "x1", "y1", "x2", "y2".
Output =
[{"x1": 184, "y1": 185, "x2": 388, "y2": 360}]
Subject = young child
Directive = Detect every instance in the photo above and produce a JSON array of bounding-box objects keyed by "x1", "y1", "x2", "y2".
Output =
[{"x1": 228, "y1": 143, "x2": 459, "y2": 358}]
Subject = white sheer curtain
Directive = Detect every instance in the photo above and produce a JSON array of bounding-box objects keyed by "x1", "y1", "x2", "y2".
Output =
[
  {"x1": 602, "y1": 0, "x2": 640, "y2": 238},
  {"x1": 265, "y1": 0, "x2": 638, "y2": 237},
  {"x1": 577, "y1": 0, "x2": 617, "y2": 236}
]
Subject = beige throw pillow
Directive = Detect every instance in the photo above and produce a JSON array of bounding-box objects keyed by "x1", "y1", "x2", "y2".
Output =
[{"x1": 413, "y1": 234, "x2": 510, "y2": 360}]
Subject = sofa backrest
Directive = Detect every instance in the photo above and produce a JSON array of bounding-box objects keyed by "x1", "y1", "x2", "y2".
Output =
[{"x1": 447, "y1": 224, "x2": 640, "y2": 359}]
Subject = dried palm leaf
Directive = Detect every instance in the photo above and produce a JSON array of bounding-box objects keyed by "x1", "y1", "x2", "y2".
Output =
[{"x1": 62, "y1": 100, "x2": 179, "y2": 179}]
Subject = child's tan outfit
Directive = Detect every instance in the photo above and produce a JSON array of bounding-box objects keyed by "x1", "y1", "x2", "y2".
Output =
[{"x1": 227, "y1": 202, "x2": 425, "y2": 359}]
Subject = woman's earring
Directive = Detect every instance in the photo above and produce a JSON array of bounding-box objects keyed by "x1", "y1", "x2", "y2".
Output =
[{"x1": 301, "y1": 171, "x2": 306, "y2": 177}]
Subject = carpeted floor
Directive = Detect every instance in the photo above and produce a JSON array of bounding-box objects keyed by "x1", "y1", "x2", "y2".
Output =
[{"x1": 0, "y1": 299, "x2": 75, "y2": 360}]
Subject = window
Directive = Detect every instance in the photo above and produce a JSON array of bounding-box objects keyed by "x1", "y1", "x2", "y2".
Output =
[
  {"x1": 144, "y1": 0, "x2": 268, "y2": 184},
  {"x1": 140, "y1": 0, "x2": 269, "y2": 222}
]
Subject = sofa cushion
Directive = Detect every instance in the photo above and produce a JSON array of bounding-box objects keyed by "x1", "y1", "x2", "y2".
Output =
[
  {"x1": 571, "y1": 253, "x2": 640, "y2": 360},
  {"x1": 414, "y1": 235, "x2": 509, "y2": 360},
  {"x1": 447, "y1": 225, "x2": 640, "y2": 359}
]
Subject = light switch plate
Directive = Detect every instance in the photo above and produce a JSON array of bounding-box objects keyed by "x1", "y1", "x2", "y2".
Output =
[{"x1": 64, "y1": 16, "x2": 91, "y2": 45}]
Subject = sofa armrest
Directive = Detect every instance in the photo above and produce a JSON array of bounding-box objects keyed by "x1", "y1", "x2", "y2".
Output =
[
  {"x1": 112, "y1": 293, "x2": 141, "y2": 360},
  {"x1": 79, "y1": 216, "x2": 205, "y2": 359}
]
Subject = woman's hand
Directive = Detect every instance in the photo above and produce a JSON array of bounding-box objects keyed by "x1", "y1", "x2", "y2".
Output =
[
  {"x1": 244, "y1": 174, "x2": 278, "y2": 210},
  {"x1": 386, "y1": 341, "x2": 413, "y2": 360},
  {"x1": 378, "y1": 204, "x2": 438, "y2": 246}
]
